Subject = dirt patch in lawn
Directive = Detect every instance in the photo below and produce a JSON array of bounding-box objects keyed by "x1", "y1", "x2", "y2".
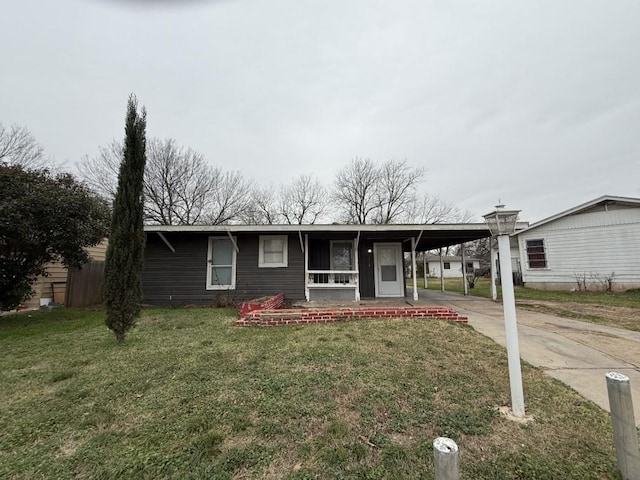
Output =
[{"x1": 517, "y1": 300, "x2": 640, "y2": 332}]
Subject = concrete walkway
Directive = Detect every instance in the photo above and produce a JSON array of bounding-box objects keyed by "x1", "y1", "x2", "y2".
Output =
[{"x1": 417, "y1": 289, "x2": 640, "y2": 425}]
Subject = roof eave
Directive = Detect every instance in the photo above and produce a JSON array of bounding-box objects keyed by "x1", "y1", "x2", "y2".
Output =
[{"x1": 513, "y1": 195, "x2": 640, "y2": 236}]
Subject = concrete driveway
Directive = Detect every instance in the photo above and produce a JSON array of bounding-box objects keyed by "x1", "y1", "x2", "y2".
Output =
[{"x1": 417, "y1": 289, "x2": 640, "y2": 425}]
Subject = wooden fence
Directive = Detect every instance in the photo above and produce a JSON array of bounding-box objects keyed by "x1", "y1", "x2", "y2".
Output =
[{"x1": 65, "y1": 260, "x2": 105, "y2": 307}]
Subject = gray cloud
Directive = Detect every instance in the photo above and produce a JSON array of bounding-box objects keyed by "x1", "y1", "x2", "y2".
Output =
[{"x1": 1, "y1": 0, "x2": 639, "y2": 223}]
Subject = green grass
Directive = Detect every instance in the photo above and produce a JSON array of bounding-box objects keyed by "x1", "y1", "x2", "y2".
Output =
[
  {"x1": 417, "y1": 277, "x2": 640, "y2": 308},
  {"x1": 0, "y1": 307, "x2": 622, "y2": 479}
]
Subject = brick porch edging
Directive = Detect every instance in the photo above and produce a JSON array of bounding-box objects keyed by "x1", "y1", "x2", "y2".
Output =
[
  {"x1": 238, "y1": 293, "x2": 285, "y2": 317},
  {"x1": 237, "y1": 303, "x2": 468, "y2": 327}
]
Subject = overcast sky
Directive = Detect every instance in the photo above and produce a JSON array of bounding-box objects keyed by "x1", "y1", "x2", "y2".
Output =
[{"x1": 2, "y1": 0, "x2": 639, "y2": 223}]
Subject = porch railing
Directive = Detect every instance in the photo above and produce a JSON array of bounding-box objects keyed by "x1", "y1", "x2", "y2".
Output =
[{"x1": 307, "y1": 270, "x2": 358, "y2": 287}]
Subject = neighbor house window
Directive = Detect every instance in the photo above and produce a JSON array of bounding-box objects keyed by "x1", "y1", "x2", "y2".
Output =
[
  {"x1": 259, "y1": 235, "x2": 288, "y2": 268},
  {"x1": 443, "y1": 262, "x2": 451, "y2": 269},
  {"x1": 526, "y1": 239, "x2": 547, "y2": 269},
  {"x1": 207, "y1": 237, "x2": 236, "y2": 289},
  {"x1": 466, "y1": 262, "x2": 474, "y2": 271}
]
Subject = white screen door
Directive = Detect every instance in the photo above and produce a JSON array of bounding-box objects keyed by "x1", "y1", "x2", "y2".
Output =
[{"x1": 373, "y1": 243, "x2": 404, "y2": 297}]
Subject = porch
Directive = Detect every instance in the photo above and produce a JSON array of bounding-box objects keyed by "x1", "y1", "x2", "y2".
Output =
[
  {"x1": 237, "y1": 290, "x2": 469, "y2": 326},
  {"x1": 304, "y1": 232, "x2": 415, "y2": 302},
  {"x1": 302, "y1": 225, "x2": 490, "y2": 302}
]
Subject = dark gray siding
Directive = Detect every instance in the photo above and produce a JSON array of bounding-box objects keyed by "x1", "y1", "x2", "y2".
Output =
[
  {"x1": 142, "y1": 232, "x2": 304, "y2": 306},
  {"x1": 142, "y1": 233, "x2": 210, "y2": 305},
  {"x1": 235, "y1": 234, "x2": 305, "y2": 302}
]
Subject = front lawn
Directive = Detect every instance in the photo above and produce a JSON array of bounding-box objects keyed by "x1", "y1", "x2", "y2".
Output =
[{"x1": 0, "y1": 308, "x2": 621, "y2": 479}]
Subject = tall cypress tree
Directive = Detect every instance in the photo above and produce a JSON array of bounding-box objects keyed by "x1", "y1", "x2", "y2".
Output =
[{"x1": 103, "y1": 95, "x2": 147, "y2": 343}]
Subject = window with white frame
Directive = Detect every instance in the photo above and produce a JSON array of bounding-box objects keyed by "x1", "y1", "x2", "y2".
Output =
[
  {"x1": 207, "y1": 237, "x2": 236, "y2": 289},
  {"x1": 330, "y1": 241, "x2": 354, "y2": 284},
  {"x1": 259, "y1": 235, "x2": 288, "y2": 268},
  {"x1": 526, "y1": 239, "x2": 547, "y2": 269}
]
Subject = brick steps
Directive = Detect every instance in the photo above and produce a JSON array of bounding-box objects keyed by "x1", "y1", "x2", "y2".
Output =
[
  {"x1": 238, "y1": 293, "x2": 285, "y2": 317},
  {"x1": 236, "y1": 294, "x2": 468, "y2": 327}
]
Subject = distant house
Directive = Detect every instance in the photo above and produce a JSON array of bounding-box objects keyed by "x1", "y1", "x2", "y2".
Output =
[
  {"x1": 511, "y1": 195, "x2": 640, "y2": 291},
  {"x1": 425, "y1": 254, "x2": 480, "y2": 279},
  {"x1": 22, "y1": 240, "x2": 108, "y2": 309},
  {"x1": 142, "y1": 223, "x2": 490, "y2": 305}
]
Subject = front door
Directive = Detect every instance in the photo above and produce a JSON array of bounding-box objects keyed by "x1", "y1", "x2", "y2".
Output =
[{"x1": 373, "y1": 243, "x2": 404, "y2": 297}]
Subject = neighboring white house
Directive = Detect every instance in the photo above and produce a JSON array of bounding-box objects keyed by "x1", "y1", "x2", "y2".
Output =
[
  {"x1": 512, "y1": 195, "x2": 640, "y2": 291},
  {"x1": 425, "y1": 254, "x2": 480, "y2": 278}
]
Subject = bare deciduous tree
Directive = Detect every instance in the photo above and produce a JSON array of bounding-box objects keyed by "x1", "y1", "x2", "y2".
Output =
[
  {"x1": 205, "y1": 170, "x2": 253, "y2": 225},
  {"x1": 405, "y1": 194, "x2": 475, "y2": 224},
  {"x1": 243, "y1": 174, "x2": 329, "y2": 225},
  {"x1": 280, "y1": 174, "x2": 328, "y2": 224},
  {"x1": 77, "y1": 141, "x2": 121, "y2": 199},
  {"x1": 144, "y1": 139, "x2": 219, "y2": 225},
  {"x1": 333, "y1": 158, "x2": 425, "y2": 224},
  {"x1": 333, "y1": 158, "x2": 382, "y2": 224},
  {"x1": 374, "y1": 160, "x2": 425, "y2": 224},
  {"x1": 0, "y1": 123, "x2": 45, "y2": 168},
  {"x1": 78, "y1": 138, "x2": 252, "y2": 225},
  {"x1": 241, "y1": 186, "x2": 281, "y2": 225}
]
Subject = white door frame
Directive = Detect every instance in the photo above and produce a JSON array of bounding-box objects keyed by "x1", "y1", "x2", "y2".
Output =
[{"x1": 373, "y1": 242, "x2": 404, "y2": 297}]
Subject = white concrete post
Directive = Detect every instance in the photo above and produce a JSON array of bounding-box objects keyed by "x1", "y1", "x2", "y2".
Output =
[
  {"x1": 411, "y1": 237, "x2": 418, "y2": 301},
  {"x1": 433, "y1": 437, "x2": 459, "y2": 480},
  {"x1": 461, "y1": 243, "x2": 468, "y2": 296},
  {"x1": 490, "y1": 242, "x2": 498, "y2": 301},
  {"x1": 606, "y1": 372, "x2": 640, "y2": 480},
  {"x1": 354, "y1": 234, "x2": 360, "y2": 301},
  {"x1": 497, "y1": 234, "x2": 525, "y2": 417},
  {"x1": 423, "y1": 252, "x2": 428, "y2": 289},
  {"x1": 439, "y1": 248, "x2": 445, "y2": 292},
  {"x1": 304, "y1": 234, "x2": 309, "y2": 301}
]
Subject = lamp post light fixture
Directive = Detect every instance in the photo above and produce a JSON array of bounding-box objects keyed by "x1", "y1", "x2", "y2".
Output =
[{"x1": 483, "y1": 205, "x2": 525, "y2": 418}]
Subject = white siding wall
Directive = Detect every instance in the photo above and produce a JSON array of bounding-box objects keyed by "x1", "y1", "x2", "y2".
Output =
[
  {"x1": 518, "y1": 208, "x2": 640, "y2": 290},
  {"x1": 488, "y1": 247, "x2": 521, "y2": 276},
  {"x1": 428, "y1": 260, "x2": 481, "y2": 278}
]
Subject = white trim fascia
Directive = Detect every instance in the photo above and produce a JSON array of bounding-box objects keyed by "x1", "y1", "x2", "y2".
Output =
[
  {"x1": 144, "y1": 223, "x2": 491, "y2": 234},
  {"x1": 513, "y1": 195, "x2": 640, "y2": 236}
]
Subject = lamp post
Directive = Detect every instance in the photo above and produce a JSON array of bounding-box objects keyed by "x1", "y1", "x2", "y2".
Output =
[{"x1": 483, "y1": 205, "x2": 525, "y2": 418}]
